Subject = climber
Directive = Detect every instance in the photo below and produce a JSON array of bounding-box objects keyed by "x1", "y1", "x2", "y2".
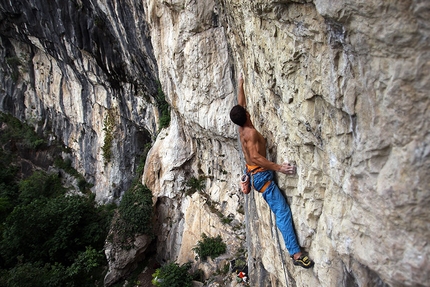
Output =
[{"x1": 229, "y1": 74, "x2": 314, "y2": 269}]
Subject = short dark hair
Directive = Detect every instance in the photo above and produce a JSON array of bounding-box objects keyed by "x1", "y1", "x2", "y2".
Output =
[{"x1": 230, "y1": 105, "x2": 247, "y2": 126}]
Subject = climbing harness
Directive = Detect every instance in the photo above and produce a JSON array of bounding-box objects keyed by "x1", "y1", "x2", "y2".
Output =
[{"x1": 243, "y1": 165, "x2": 272, "y2": 193}]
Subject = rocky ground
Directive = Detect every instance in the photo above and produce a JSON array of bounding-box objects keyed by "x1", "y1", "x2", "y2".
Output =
[
  {"x1": 137, "y1": 267, "x2": 156, "y2": 287},
  {"x1": 136, "y1": 258, "x2": 157, "y2": 287}
]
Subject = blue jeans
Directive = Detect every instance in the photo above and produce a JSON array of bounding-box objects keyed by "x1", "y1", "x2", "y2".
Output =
[{"x1": 252, "y1": 170, "x2": 301, "y2": 255}]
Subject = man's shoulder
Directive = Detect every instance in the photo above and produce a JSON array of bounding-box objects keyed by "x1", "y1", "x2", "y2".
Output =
[{"x1": 240, "y1": 126, "x2": 260, "y2": 140}]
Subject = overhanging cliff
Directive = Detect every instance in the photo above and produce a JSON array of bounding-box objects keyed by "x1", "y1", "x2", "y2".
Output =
[
  {"x1": 1, "y1": 0, "x2": 429, "y2": 286},
  {"x1": 144, "y1": 0, "x2": 430, "y2": 286},
  {"x1": 0, "y1": 0, "x2": 159, "y2": 202}
]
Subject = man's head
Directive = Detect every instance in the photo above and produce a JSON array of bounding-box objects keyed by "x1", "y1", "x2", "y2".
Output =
[{"x1": 230, "y1": 105, "x2": 248, "y2": 126}]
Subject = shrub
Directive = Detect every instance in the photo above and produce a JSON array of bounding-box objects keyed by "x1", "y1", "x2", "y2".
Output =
[
  {"x1": 1, "y1": 195, "x2": 105, "y2": 265},
  {"x1": 0, "y1": 112, "x2": 45, "y2": 149},
  {"x1": 0, "y1": 191, "x2": 112, "y2": 285},
  {"x1": 54, "y1": 157, "x2": 91, "y2": 192},
  {"x1": 0, "y1": 150, "x2": 19, "y2": 219},
  {"x1": 185, "y1": 176, "x2": 206, "y2": 196},
  {"x1": 66, "y1": 246, "x2": 105, "y2": 277},
  {"x1": 192, "y1": 233, "x2": 227, "y2": 261},
  {"x1": 155, "y1": 82, "x2": 170, "y2": 130},
  {"x1": 112, "y1": 183, "x2": 154, "y2": 245},
  {"x1": 133, "y1": 147, "x2": 151, "y2": 186},
  {"x1": 152, "y1": 262, "x2": 192, "y2": 287},
  {"x1": 18, "y1": 171, "x2": 65, "y2": 204},
  {"x1": 1, "y1": 261, "x2": 67, "y2": 287},
  {"x1": 101, "y1": 109, "x2": 115, "y2": 163},
  {"x1": 0, "y1": 112, "x2": 113, "y2": 286}
]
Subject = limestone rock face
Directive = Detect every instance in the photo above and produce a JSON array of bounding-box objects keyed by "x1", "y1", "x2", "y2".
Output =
[
  {"x1": 0, "y1": 0, "x2": 158, "y2": 202},
  {"x1": 1, "y1": 0, "x2": 429, "y2": 286},
  {"x1": 144, "y1": 0, "x2": 430, "y2": 286},
  {"x1": 104, "y1": 234, "x2": 152, "y2": 286}
]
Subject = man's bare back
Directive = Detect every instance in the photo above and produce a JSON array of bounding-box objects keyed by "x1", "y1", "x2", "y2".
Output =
[
  {"x1": 236, "y1": 75, "x2": 294, "y2": 174},
  {"x1": 239, "y1": 126, "x2": 267, "y2": 166},
  {"x1": 229, "y1": 74, "x2": 315, "y2": 267}
]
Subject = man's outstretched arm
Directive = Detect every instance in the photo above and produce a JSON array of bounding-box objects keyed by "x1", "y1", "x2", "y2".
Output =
[
  {"x1": 238, "y1": 74, "x2": 246, "y2": 107},
  {"x1": 246, "y1": 131, "x2": 296, "y2": 175}
]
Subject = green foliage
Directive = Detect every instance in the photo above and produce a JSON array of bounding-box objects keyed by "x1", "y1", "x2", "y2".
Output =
[
  {"x1": 5, "y1": 56, "x2": 21, "y2": 66},
  {"x1": 185, "y1": 176, "x2": 206, "y2": 196},
  {"x1": 108, "y1": 143, "x2": 153, "y2": 245},
  {"x1": 101, "y1": 109, "x2": 115, "y2": 164},
  {"x1": 1, "y1": 194, "x2": 106, "y2": 265},
  {"x1": 0, "y1": 113, "x2": 45, "y2": 149},
  {"x1": 234, "y1": 258, "x2": 246, "y2": 269},
  {"x1": 112, "y1": 183, "x2": 154, "y2": 246},
  {"x1": 152, "y1": 262, "x2": 193, "y2": 287},
  {"x1": 66, "y1": 246, "x2": 104, "y2": 277},
  {"x1": 5, "y1": 57, "x2": 21, "y2": 83},
  {"x1": 0, "y1": 112, "x2": 113, "y2": 286},
  {"x1": 192, "y1": 233, "x2": 227, "y2": 261},
  {"x1": 0, "y1": 168, "x2": 111, "y2": 286},
  {"x1": 54, "y1": 156, "x2": 73, "y2": 171},
  {"x1": 220, "y1": 215, "x2": 233, "y2": 225},
  {"x1": 155, "y1": 82, "x2": 170, "y2": 130},
  {"x1": 0, "y1": 261, "x2": 68, "y2": 287},
  {"x1": 54, "y1": 157, "x2": 92, "y2": 192},
  {"x1": 18, "y1": 171, "x2": 65, "y2": 204},
  {"x1": 0, "y1": 152, "x2": 19, "y2": 222},
  {"x1": 132, "y1": 143, "x2": 152, "y2": 186}
]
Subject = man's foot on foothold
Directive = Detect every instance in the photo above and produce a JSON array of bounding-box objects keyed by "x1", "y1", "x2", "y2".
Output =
[{"x1": 291, "y1": 254, "x2": 314, "y2": 269}]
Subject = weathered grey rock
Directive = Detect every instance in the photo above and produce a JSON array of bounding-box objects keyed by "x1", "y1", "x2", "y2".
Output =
[
  {"x1": 104, "y1": 234, "x2": 152, "y2": 286},
  {"x1": 144, "y1": 0, "x2": 430, "y2": 286},
  {"x1": 0, "y1": 0, "x2": 158, "y2": 202},
  {"x1": 1, "y1": 0, "x2": 429, "y2": 286}
]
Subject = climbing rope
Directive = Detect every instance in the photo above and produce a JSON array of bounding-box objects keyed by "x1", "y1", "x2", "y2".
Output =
[
  {"x1": 234, "y1": 69, "x2": 290, "y2": 285},
  {"x1": 270, "y1": 209, "x2": 290, "y2": 286}
]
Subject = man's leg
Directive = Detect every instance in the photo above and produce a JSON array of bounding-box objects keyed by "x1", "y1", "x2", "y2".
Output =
[
  {"x1": 253, "y1": 171, "x2": 315, "y2": 268},
  {"x1": 262, "y1": 182, "x2": 301, "y2": 255}
]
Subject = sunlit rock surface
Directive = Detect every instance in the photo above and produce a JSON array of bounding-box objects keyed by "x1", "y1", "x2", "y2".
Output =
[
  {"x1": 0, "y1": 0, "x2": 158, "y2": 202},
  {"x1": 144, "y1": 0, "x2": 430, "y2": 286},
  {"x1": 1, "y1": 0, "x2": 429, "y2": 286}
]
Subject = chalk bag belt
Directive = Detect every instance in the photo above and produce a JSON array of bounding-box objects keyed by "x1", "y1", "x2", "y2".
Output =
[
  {"x1": 247, "y1": 166, "x2": 271, "y2": 193},
  {"x1": 248, "y1": 166, "x2": 266, "y2": 174},
  {"x1": 257, "y1": 180, "x2": 271, "y2": 193}
]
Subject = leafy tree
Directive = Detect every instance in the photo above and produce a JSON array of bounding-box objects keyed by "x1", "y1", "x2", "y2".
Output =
[
  {"x1": 0, "y1": 113, "x2": 45, "y2": 149},
  {"x1": 192, "y1": 233, "x2": 227, "y2": 261},
  {"x1": 0, "y1": 112, "x2": 115, "y2": 286},
  {"x1": 1, "y1": 194, "x2": 108, "y2": 266},
  {"x1": 152, "y1": 262, "x2": 193, "y2": 287},
  {"x1": 1, "y1": 261, "x2": 68, "y2": 287},
  {"x1": 112, "y1": 183, "x2": 154, "y2": 246},
  {"x1": 18, "y1": 171, "x2": 65, "y2": 204}
]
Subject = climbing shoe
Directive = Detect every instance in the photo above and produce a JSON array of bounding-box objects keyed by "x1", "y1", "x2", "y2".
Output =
[{"x1": 291, "y1": 254, "x2": 314, "y2": 269}]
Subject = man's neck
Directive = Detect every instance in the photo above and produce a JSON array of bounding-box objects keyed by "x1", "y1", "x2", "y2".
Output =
[{"x1": 243, "y1": 119, "x2": 254, "y2": 129}]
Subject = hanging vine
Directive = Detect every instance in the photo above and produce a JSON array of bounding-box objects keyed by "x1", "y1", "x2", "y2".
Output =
[{"x1": 101, "y1": 108, "x2": 116, "y2": 164}]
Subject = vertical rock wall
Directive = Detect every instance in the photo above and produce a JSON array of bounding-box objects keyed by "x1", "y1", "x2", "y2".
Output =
[
  {"x1": 143, "y1": 0, "x2": 247, "y2": 273},
  {"x1": 144, "y1": 0, "x2": 430, "y2": 286},
  {"x1": 0, "y1": 0, "x2": 159, "y2": 201},
  {"x1": 1, "y1": 0, "x2": 429, "y2": 286}
]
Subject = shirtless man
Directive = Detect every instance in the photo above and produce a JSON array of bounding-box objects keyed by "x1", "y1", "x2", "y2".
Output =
[{"x1": 229, "y1": 74, "x2": 314, "y2": 269}]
